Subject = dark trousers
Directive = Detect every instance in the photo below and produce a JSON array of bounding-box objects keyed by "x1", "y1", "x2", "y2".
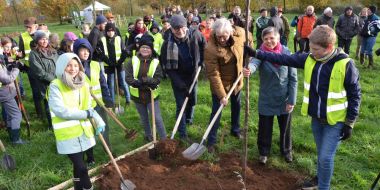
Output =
[
  {"x1": 338, "y1": 37, "x2": 353, "y2": 55},
  {"x1": 299, "y1": 38, "x2": 310, "y2": 53},
  {"x1": 27, "y1": 71, "x2": 43, "y2": 118},
  {"x1": 67, "y1": 152, "x2": 92, "y2": 190},
  {"x1": 44, "y1": 99, "x2": 52, "y2": 129},
  {"x1": 207, "y1": 91, "x2": 241, "y2": 146},
  {"x1": 257, "y1": 113, "x2": 292, "y2": 156},
  {"x1": 172, "y1": 84, "x2": 197, "y2": 138}
]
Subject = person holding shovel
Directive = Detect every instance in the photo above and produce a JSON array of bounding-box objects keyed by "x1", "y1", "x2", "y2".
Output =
[
  {"x1": 125, "y1": 34, "x2": 167, "y2": 142},
  {"x1": 245, "y1": 25, "x2": 361, "y2": 190},
  {"x1": 0, "y1": 42, "x2": 25, "y2": 144},
  {"x1": 204, "y1": 18, "x2": 253, "y2": 153},
  {"x1": 48, "y1": 53, "x2": 105, "y2": 190},
  {"x1": 243, "y1": 27, "x2": 297, "y2": 164},
  {"x1": 99, "y1": 22, "x2": 131, "y2": 105},
  {"x1": 160, "y1": 15, "x2": 206, "y2": 143},
  {"x1": 73, "y1": 38, "x2": 114, "y2": 166}
]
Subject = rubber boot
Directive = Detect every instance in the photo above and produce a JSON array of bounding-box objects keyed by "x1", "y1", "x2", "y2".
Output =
[
  {"x1": 359, "y1": 53, "x2": 365, "y2": 65},
  {"x1": 73, "y1": 178, "x2": 82, "y2": 190},
  {"x1": 368, "y1": 55, "x2": 374, "y2": 69},
  {"x1": 10, "y1": 129, "x2": 28, "y2": 145}
]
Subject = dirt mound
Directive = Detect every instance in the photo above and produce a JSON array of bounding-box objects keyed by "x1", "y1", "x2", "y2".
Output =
[{"x1": 97, "y1": 142, "x2": 303, "y2": 190}]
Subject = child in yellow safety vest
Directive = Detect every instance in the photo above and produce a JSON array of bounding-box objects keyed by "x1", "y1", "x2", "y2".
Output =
[
  {"x1": 125, "y1": 34, "x2": 167, "y2": 142},
  {"x1": 48, "y1": 53, "x2": 105, "y2": 190}
]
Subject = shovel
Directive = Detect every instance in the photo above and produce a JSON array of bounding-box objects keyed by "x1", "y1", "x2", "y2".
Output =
[
  {"x1": 370, "y1": 170, "x2": 380, "y2": 190},
  {"x1": 170, "y1": 67, "x2": 201, "y2": 139},
  {"x1": 90, "y1": 89, "x2": 138, "y2": 140},
  {"x1": 89, "y1": 119, "x2": 136, "y2": 190},
  {"x1": 0, "y1": 140, "x2": 16, "y2": 171},
  {"x1": 114, "y1": 68, "x2": 125, "y2": 115},
  {"x1": 148, "y1": 88, "x2": 159, "y2": 160},
  {"x1": 183, "y1": 73, "x2": 243, "y2": 160},
  {"x1": 14, "y1": 79, "x2": 31, "y2": 138}
]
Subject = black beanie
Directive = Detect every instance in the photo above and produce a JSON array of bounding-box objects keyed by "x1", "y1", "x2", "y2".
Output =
[
  {"x1": 138, "y1": 34, "x2": 154, "y2": 51},
  {"x1": 369, "y1": 5, "x2": 377, "y2": 14},
  {"x1": 105, "y1": 22, "x2": 116, "y2": 32}
]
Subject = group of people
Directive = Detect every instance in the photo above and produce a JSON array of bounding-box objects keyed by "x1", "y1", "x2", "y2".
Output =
[{"x1": 0, "y1": 3, "x2": 377, "y2": 190}]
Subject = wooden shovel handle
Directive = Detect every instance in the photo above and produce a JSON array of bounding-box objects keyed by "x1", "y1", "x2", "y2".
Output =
[
  {"x1": 0, "y1": 140, "x2": 6, "y2": 152},
  {"x1": 89, "y1": 89, "x2": 128, "y2": 131},
  {"x1": 89, "y1": 119, "x2": 125, "y2": 180},
  {"x1": 150, "y1": 89, "x2": 156, "y2": 143}
]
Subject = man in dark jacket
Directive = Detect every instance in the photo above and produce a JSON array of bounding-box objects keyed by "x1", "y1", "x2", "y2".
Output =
[
  {"x1": 335, "y1": 6, "x2": 360, "y2": 55},
  {"x1": 160, "y1": 15, "x2": 206, "y2": 142},
  {"x1": 267, "y1": 7, "x2": 285, "y2": 45},
  {"x1": 228, "y1": 6, "x2": 245, "y2": 28},
  {"x1": 245, "y1": 25, "x2": 361, "y2": 190},
  {"x1": 256, "y1": 8, "x2": 270, "y2": 49},
  {"x1": 314, "y1": 7, "x2": 335, "y2": 29},
  {"x1": 88, "y1": 15, "x2": 108, "y2": 62},
  {"x1": 278, "y1": 7, "x2": 290, "y2": 46}
]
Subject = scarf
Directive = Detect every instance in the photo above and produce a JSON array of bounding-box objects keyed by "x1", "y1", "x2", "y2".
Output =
[
  {"x1": 260, "y1": 42, "x2": 283, "y2": 68},
  {"x1": 135, "y1": 27, "x2": 146, "y2": 34},
  {"x1": 61, "y1": 71, "x2": 86, "y2": 90},
  {"x1": 314, "y1": 48, "x2": 338, "y2": 63}
]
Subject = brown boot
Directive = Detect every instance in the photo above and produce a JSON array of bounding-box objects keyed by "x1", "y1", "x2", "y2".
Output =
[{"x1": 359, "y1": 53, "x2": 365, "y2": 65}]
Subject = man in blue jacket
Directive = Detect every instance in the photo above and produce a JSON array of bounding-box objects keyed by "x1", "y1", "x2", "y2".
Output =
[{"x1": 245, "y1": 25, "x2": 361, "y2": 190}]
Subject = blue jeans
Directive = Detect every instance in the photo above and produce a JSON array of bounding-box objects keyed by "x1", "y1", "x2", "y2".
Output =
[
  {"x1": 361, "y1": 36, "x2": 377, "y2": 56},
  {"x1": 311, "y1": 118, "x2": 344, "y2": 190},
  {"x1": 18, "y1": 73, "x2": 25, "y2": 96},
  {"x1": 207, "y1": 91, "x2": 241, "y2": 146},
  {"x1": 107, "y1": 70, "x2": 131, "y2": 103},
  {"x1": 134, "y1": 100, "x2": 166, "y2": 140},
  {"x1": 172, "y1": 84, "x2": 197, "y2": 138}
]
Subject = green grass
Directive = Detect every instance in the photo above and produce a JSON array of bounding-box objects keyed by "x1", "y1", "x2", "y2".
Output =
[{"x1": 0, "y1": 14, "x2": 379, "y2": 189}]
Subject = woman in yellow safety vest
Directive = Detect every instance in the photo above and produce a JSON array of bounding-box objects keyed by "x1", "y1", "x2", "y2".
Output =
[{"x1": 47, "y1": 53, "x2": 105, "y2": 190}]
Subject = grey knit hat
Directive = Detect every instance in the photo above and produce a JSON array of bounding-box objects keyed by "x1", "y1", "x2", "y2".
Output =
[
  {"x1": 170, "y1": 15, "x2": 187, "y2": 28},
  {"x1": 33, "y1": 30, "x2": 49, "y2": 41}
]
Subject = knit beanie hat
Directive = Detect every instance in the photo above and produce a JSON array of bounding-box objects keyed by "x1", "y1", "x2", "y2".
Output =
[
  {"x1": 369, "y1": 5, "x2": 377, "y2": 14},
  {"x1": 170, "y1": 15, "x2": 187, "y2": 28},
  {"x1": 96, "y1": 15, "x2": 107, "y2": 25},
  {"x1": 33, "y1": 30, "x2": 49, "y2": 41},
  {"x1": 63, "y1": 32, "x2": 78, "y2": 41},
  {"x1": 138, "y1": 34, "x2": 154, "y2": 51},
  {"x1": 105, "y1": 22, "x2": 116, "y2": 32}
]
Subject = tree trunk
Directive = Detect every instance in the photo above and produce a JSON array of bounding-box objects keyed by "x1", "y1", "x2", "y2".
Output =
[{"x1": 11, "y1": 0, "x2": 20, "y2": 25}]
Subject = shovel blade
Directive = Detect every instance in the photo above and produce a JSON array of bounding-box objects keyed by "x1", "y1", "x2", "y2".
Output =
[
  {"x1": 121, "y1": 179, "x2": 136, "y2": 190},
  {"x1": 115, "y1": 106, "x2": 125, "y2": 115},
  {"x1": 124, "y1": 129, "x2": 138, "y2": 141},
  {"x1": 2, "y1": 154, "x2": 16, "y2": 170},
  {"x1": 182, "y1": 143, "x2": 206, "y2": 160}
]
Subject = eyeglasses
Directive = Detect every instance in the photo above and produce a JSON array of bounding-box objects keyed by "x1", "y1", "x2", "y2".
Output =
[{"x1": 140, "y1": 46, "x2": 151, "y2": 50}]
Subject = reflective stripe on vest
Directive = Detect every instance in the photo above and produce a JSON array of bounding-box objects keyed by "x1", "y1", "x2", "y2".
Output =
[
  {"x1": 129, "y1": 56, "x2": 160, "y2": 98},
  {"x1": 85, "y1": 61, "x2": 103, "y2": 108},
  {"x1": 21, "y1": 32, "x2": 33, "y2": 66},
  {"x1": 301, "y1": 56, "x2": 350, "y2": 125},
  {"x1": 49, "y1": 79, "x2": 94, "y2": 141},
  {"x1": 101, "y1": 36, "x2": 122, "y2": 66}
]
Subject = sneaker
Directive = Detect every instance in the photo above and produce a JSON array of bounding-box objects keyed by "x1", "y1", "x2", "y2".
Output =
[
  {"x1": 301, "y1": 177, "x2": 318, "y2": 190},
  {"x1": 259, "y1": 155, "x2": 267, "y2": 165},
  {"x1": 284, "y1": 153, "x2": 293, "y2": 163},
  {"x1": 12, "y1": 139, "x2": 28, "y2": 145}
]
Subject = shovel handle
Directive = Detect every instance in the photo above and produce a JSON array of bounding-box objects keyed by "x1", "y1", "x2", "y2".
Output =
[
  {"x1": 89, "y1": 119, "x2": 125, "y2": 181},
  {"x1": 170, "y1": 67, "x2": 201, "y2": 139},
  {"x1": 114, "y1": 68, "x2": 121, "y2": 107},
  {"x1": 200, "y1": 73, "x2": 244, "y2": 142},
  {"x1": 150, "y1": 89, "x2": 157, "y2": 143},
  {"x1": 89, "y1": 89, "x2": 128, "y2": 131},
  {"x1": 0, "y1": 140, "x2": 5, "y2": 152}
]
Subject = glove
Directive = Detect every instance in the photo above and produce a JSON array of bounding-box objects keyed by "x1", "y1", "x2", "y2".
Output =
[
  {"x1": 244, "y1": 45, "x2": 256, "y2": 57},
  {"x1": 6, "y1": 61, "x2": 23, "y2": 70},
  {"x1": 148, "y1": 83, "x2": 158, "y2": 90},
  {"x1": 132, "y1": 80, "x2": 142, "y2": 88},
  {"x1": 93, "y1": 112, "x2": 105, "y2": 135},
  {"x1": 104, "y1": 98, "x2": 114, "y2": 108},
  {"x1": 86, "y1": 109, "x2": 95, "y2": 118},
  {"x1": 340, "y1": 124, "x2": 353, "y2": 141}
]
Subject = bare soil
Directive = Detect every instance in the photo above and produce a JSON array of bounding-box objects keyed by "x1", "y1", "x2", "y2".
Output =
[{"x1": 97, "y1": 140, "x2": 304, "y2": 190}]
